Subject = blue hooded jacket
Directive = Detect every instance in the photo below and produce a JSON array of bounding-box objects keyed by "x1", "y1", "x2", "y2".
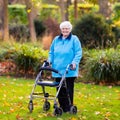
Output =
[{"x1": 48, "y1": 33, "x2": 82, "y2": 77}]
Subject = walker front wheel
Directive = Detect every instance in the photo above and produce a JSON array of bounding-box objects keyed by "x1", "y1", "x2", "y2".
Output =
[
  {"x1": 28, "y1": 100, "x2": 33, "y2": 113},
  {"x1": 70, "y1": 106, "x2": 77, "y2": 114},
  {"x1": 53, "y1": 107, "x2": 63, "y2": 116},
  {"x1": 43, "y1": 101, "x2": 50, "y2": 111}
]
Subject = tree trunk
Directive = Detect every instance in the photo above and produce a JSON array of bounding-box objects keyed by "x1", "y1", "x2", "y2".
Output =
[
  {"x1": 0, "y1": 0, "x2": 3, "y2": 39},
  {"x1": 3, "y1": 0, "x2": 9, "y2": 41},
  {"x1": 25, "y1": 0, "x2": 37, "y2": 42},
  {"x1": 0, "y1": 0, "x2": 3, "y2": 27},
  {"x1": 74, "y1": 0, "x2": 78, "y2": 20},
  {"x1": 65, "y1": 0, "x2": 71, "y2": 21},
  {"x1": 98, "y1": 0, "x2": 112, "y2": 18},
  {"x1": 59, "y1": 0, "x2": 66, "y2": 21}
]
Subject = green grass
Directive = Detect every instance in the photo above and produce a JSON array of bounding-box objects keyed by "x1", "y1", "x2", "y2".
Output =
[{"x1": 0, "y1": 76, "x2": 120, "y2": 120}]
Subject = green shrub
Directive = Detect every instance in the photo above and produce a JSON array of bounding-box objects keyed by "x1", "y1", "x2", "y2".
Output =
[
  {"x1": 110, "y1": 2, "x2": 120, "y2": 45},
  {"x1": 84, "y1": 48, "x2": 120, "y2": 84},
  {"x1": 9, "y1": 20, "x2": 46, "y2": 41},
  {"x1": 39, "y1": 4, "x2": 61, "y2": 22},
  {"x1": 13, "y1": 44, "x2": 48, "y2": 75},
  {"x1": 8, "y1": 4, "x2": 27, "y2": 25},
  {"x1": 112, "y1": 2, "x2": 120, "y2": 21},
  {"x1": 72, "y1": 13, "x2": 115, "y2": 49},
  {"x1": 116, "y1": 44, "x2": 120, "y2": 49},
  {"x1": 34, "y1": 20, "x2": 46, "y2": 37},
  {"x1": 0, "y1": 43, "x2": 48, "y2": 77},
  {"x1": 112, "y1": 26, "x2": 120, "y2": 45},
  {"x1": 9, "y1": 24, "x2": 30, "y2": 42},
  {"x1": 0, "y1": 43, "x2": 15, "y2": 62},
  {"x1": 69, "y1": 3, "x2": 99, "y2": 24}
]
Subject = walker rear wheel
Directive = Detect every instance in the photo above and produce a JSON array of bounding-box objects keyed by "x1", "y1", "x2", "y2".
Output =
[
  {"x1": 43, "y1": 101, "x2": 50, "y2": 111},
  {"x1": 53, "y1": 107, "x2": 63, "y2": 116},
  {"x1": 70, "y1": 106, "x2": 77, "y2": 114}
]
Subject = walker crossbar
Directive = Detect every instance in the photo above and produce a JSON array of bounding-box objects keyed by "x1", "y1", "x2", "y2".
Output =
[{"x1": 39, "y1": 67, "x2": 59, "y2": 73}]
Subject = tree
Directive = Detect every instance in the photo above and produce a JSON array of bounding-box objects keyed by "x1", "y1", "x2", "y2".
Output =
[
  {"x1": 25, "y1": 0, "x2": 37, "y2": 42},
  {"x1": 3, "y1": 0, "x2": 9, "y2": 41},
  {"x1": 98, "y1": 0, "x2": 112, "y2": 18},
  {"x1": 59, "y1": 0, "x2": 66, "y2": 21},
  {"x1": 0, "y1": 0, "x2": 3, "y2": 29},
  {"x1": 58, "y1": 0, "x2": 72, "y2": 21},
  {"x1": 74, "y1": 0, "x2": 78, "y2": 20},
  {"x1": 65, "y1": 0, "x2": 72, "y2": 20},
  {"x1": 87, "y1": 0, "x2": 116, "y2": 18}
]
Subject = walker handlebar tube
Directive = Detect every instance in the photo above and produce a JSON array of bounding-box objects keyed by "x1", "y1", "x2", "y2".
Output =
[
  {"x1": 39, "y1": 67, "x2": 59, "y2": 74},
  {"x1": 39, "y1": 60, "x2": 62, "y2": 76},
  {"x1": 40, "y1": 60, "x2": 73, "y2": 75}
]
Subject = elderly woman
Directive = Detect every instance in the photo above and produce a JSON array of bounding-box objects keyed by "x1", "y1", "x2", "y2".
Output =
[{"x1": 48, "y1": 21, "x2": 82, "y2": 112}]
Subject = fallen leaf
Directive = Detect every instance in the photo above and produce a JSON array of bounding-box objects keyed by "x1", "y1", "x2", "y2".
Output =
[{"x1": 95, "y1": 111, "x2": 101, "y2": 115}]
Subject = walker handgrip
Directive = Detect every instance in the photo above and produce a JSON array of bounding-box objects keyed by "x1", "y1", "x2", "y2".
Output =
[{"x1": 39, "y1": 67, "x2": 59, "y2": 73}]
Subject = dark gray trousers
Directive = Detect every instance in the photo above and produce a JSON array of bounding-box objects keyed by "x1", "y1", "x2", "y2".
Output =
[{"x1": 55, "y1": 77, "x2": 75, "y2": 112}]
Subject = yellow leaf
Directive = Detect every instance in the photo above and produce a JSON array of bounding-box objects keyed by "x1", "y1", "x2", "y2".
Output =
[
  {"x1": 71, "y1": 117, "x2": 77, "y2": 120},
  {"x1": 105, "y1": 112, "x2": 111, "y2": 117},
  {"x1": 9, "y1": 108, "x2": 15, "y2": 113},
  {"x1": 0, "y1": 111, "x2": 2, "y2": 114},
  {"x1": 29, "y1": 117, "x2": 35, "y2": 120},
  {"x1": 95, "y1": 111, "x2": 101, "y2": 115},
  {"x1": 4, "y1": 101, "x2": 10, "y2": 107},
  {"x1": 18, "y1": 96, "x2": 23, "y2": 100},
  {"x1": 38, "y1": 114, "x2": 43, "y2": 118},
  {"x1": 27, "y1": 9, "x2": 31, "y2": 13},
  {"x1": 16, "y1": 114, "x2": 22, "y2": 120}
]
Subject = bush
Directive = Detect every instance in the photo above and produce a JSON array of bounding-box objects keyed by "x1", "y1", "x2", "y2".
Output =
[
  {"x1": 9, "y1": 24, "x2": 30, "y2": 42},
  {"x1": 34, "y1": 20, "x2": 46, "y2": 37},
  {"x1": 0, "y1": 43, "x2": 16, "y2": 62},
  {"x1": 39, "y1": 4, "x2": 61, "y2": 22},
  {"x1": 0, "y1": 43, "x2": 48, "y2": 77},
  {"x1": 69, "y1": 3, "x2": 99, "y2": 24},
  {"x1": 72, "y1": 13, "x2": 115, "y2": 49},
  {"x1": 112, "y1": 2, "x2": 120, "y2": 21},
  {"x1": 13, "y1": 44, "x2": 48, "y2": 76},
  {"x1": 43, "y1": 18, "x2": 60, "y2": 38},
  {"x1": 8, "y1": 4, "x2": 27, "y2": 25},
  {"x1": 112, "y1": 26, "x2": 120, "y2": 45},
  {"x1": 84, "y1": 48, "x2": 120, "y2": 84},
  {"x1": 9, "y1": 20, "x2": 46, "y2": 41}
]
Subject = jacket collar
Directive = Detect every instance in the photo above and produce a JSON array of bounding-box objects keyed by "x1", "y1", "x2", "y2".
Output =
[{"x1": 58, "y1": 33, "x2": 72, "y2": 40}]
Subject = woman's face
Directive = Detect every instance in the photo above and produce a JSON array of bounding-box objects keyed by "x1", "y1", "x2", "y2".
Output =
[{"x1": 61, "y1": 27, "x2": 71, "y2": 38}]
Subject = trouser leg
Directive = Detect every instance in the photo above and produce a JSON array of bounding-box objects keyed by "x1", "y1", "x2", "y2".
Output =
[
  {"x1": 66, "y1": 77, "x2": 75, "y2": 105},
  {"x1": 55, "y1": 77, "x2": 75, "y2": 112}
]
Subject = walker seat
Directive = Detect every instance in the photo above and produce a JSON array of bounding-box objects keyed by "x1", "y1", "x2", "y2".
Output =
[{"x1": 37, "y1": 81, "x2": 59, "y2": 87}]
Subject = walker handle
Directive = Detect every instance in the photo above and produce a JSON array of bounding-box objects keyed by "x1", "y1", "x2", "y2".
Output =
[{"x1": 39, "y1": 67, "x2": 59, "y2": 73}]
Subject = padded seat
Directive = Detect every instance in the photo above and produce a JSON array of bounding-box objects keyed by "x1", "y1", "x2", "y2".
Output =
[{"x1": 37, "y1": 81, "x2": 59, "y2": 87}]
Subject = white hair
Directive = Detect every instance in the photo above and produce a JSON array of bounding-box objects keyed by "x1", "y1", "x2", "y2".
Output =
[{"x1": 59, "y1": 21, "x2": 72, "y2": 31}]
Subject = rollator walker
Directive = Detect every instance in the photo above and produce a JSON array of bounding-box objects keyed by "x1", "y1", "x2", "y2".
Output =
[{"x1": 28, "y1": 60, "x2": 77, "y2": 116}]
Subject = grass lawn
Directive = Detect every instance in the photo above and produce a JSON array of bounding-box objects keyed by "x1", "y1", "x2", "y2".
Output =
[{"x1": 0, "y1": 76, "x2": 120, "y2": 120}]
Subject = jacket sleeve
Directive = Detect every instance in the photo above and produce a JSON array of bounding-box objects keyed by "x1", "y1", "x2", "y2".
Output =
[
  {"x1": 48, "y1": 38, "x2": 55, "y2": 64},
  {"x1": 72, "y1": 36, "x2": 82, "y2": 65}
]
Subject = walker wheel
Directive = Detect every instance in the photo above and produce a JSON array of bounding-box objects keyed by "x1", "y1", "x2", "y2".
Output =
[
  {"x1": 43, "y1": 101, "x2": 50, "y2": 111},
  {"x1": 70, "y1": 106, "x2": 77, "y2": 114},
  {"x1": 28, "y1": 100, "x2": 33, "y2": 113},
  {"x1": 53, "y1": 107, "x2": 63, "y2": 116}
]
